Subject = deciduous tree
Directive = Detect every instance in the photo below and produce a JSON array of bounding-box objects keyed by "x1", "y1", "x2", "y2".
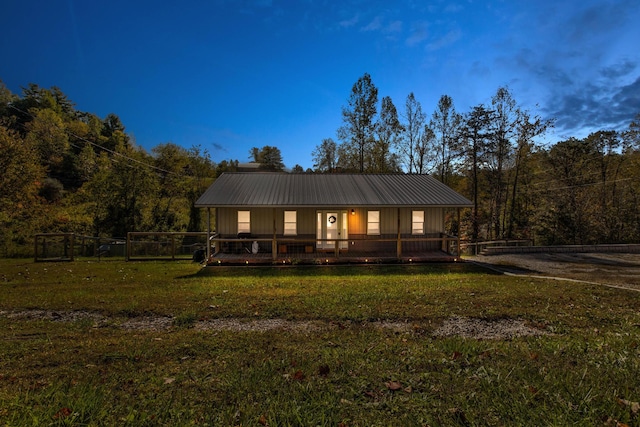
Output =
[
  {"x1": 430, "y1": 94, "x2": 462, "y2": 185},
  {"x1": 312, "y1": 138, "x2": 338, "y2": 172},
  {"x1": 373, "y1": 96, "x2": 403, "y2": 173},
  {"x1": 337, "y1": 73, "x2": 378, "y2": 172},
  {"x1": 399, "y1": 93, "x2": 425, "y2": 173}
]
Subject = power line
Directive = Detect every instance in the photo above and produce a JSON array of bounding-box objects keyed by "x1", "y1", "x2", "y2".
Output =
[{"x1": 7, "y1": 104, "x2": 180, "y2": 176}]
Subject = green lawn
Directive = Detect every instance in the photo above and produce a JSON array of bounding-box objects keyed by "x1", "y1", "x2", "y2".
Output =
[{"x1": 1, "y1": 259, "x2": 639, "y2": 426}]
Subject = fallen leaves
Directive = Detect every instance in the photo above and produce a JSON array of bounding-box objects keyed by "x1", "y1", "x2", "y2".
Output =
[
  {"x1": 617, "y1": 398, "x2": 640, "y2": 416},
  {"x1": 605, "y1": 398, "x2": 640, "y2": 426},
  {"x1": 365, "y1": 380, "x2": 413, "y2": 400},
  {"x1": 385, "y1": 380, "x2": 402, "y2": 391},
  {"x1": 292, "y1": 370, "x2": 305, "y2": 381},
  {"x1": 53, "y1": 407, "x2": 72, "y2": 419}
]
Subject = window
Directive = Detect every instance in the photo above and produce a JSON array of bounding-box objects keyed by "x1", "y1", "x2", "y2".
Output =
[
  {"x1": 412, "y1": 210, "x2": 425, "y2": 235},
  {"x1": 367, "y1": 210, "x2": 380, "y2": 235},
  {"x1": 284, "y1": 210, "x2": 297, "y2": 235},
  {"x1": 237, "y1": 211, "x2": 250, "y2": 233}
]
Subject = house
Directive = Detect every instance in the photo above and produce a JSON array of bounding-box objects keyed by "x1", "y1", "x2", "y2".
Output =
[{"x1": 195, "y1": 173, "x2": 472, "y2": 264}]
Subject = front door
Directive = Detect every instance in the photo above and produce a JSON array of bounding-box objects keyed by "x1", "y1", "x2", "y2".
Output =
[{"x1": 317, "y1": 211, "x2": 348, "y2": 250}]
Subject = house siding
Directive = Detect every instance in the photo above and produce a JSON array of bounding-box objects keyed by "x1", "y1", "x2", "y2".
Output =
[
  {"x1": 217, "y1": 207, "x2": 317, "y2": 237},
  {"x1": 218, "y1": 207, "x2": 444, "y2": 236}
]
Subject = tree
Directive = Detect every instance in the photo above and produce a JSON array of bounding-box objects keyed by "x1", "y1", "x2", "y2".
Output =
[
  {"x1": 84, "y1": 142, "x2": 157, "y2": 237},
  {"x1": 400, "y1": 93, "x2": 425, "y2": 173},
  {"x1": 312, "y1": 138, "x2": 338, "y2": 173},
  {"x1": 249, "y1": 145, "x2": 285, "y2": 171},
  {"x1": 584, "y1": 130, "x2": 624, "y2": 242},
  {"x1": 535, "y1": 138, "x2": 596, "y2": 244},
  {"x1": 0, "y1": 125, "x2": 45, "y2": 256},
  {"x1": 337, "y1": 73, "x2": 378, "y2": 172},
  {"x1": 151, "y1": 143, "x2": 191, "y2": 231},
  {"x1": 460, "y1": 105, "x2": 493, "y2": 241},
  {"x1": 372, "y1": 96, "x2": 404, "y2": 173},
  {"x1": 430, "y1": 94, "x2": 462, "y2": 185},
  {"x1": 486, "y1": 86, "x2": 519, "y2": 239},
  {"x1": 216, "y1": 159, "x2": 239, "y2": 177},
  {"x1": 415, "y1": 124, "x2": 435, "y2": 175},
  {"x1": 623, "y1": 112, "x2": 640, "y2": 151},
  {"x1": 0, "y1": 80, "x2": 18, "y2": 119},
  {"x1": 101, "y1": 113, "x2": 130, "y2": 151},
  {"x1": 505, "y1": 110, "x2": 551, "y2": 238},
  {"x1": 24, "y1": 108, "x2": 69, "y2": 172}
]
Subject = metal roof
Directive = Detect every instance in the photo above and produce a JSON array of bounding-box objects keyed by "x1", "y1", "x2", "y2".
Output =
[{"x1": 195, "y1": 173, "x2": 473, "y2": 208}]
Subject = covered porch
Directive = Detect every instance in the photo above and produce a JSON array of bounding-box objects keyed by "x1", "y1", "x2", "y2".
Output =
[{"x1": 205, "y1": 234, "x2": 461, "y2": 266}]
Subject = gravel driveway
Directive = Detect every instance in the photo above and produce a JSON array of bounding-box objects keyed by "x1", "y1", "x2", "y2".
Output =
[{"x1": 470, "y1": 253, "x2": 640, "y2": 291}]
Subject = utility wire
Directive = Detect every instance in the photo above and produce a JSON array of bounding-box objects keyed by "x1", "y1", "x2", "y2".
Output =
[{"x1": 7, "y1": 104, "x2": 180, "y2": 176}]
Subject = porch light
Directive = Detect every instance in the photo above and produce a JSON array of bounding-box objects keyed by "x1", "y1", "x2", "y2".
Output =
[{"x1": 351, "y1": 209, "x2": 355, "y2": 215}]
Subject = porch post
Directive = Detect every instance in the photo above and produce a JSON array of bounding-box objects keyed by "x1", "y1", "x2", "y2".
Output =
[
  {"x1": 397, "y1": 208, "x2": 401, "y2": 258},
  {"x1": 456, "y1": 208, "x2": 461, "y2": 257},
  {"x1": 206, "y1": 208, "x2": 211, "y2": 260},
  {"x1": 272, "y1": 208, "x2": 277, "y2": 261}
]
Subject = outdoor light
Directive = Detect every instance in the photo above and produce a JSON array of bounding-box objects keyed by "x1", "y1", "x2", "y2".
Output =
[{"x1": 351, "y1": 209, "x2": 355, "y2": 215}]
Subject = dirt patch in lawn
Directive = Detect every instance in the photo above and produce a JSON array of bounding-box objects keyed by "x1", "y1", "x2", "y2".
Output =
[
  {"x1": 471, "y1": 253, "x2": 640, "y2": 291},
  {"x1": 1, "y1": 309, "x2": 549, "y2": 339},
  {"x1": 433, "y1": 316, "x2": 549, "y2": 340}
]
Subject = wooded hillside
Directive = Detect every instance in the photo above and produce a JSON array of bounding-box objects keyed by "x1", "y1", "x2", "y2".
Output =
[{"x1": 1, "y1": 80, "x2": 639, "y2": 256}]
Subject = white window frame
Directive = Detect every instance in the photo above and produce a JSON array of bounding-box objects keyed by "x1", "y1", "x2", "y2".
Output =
[
  {"x1": 412, "y1": 210, "x2": 425, "y2": 235},
  {"x1": 237, "y1": 210, "x2": 251, "y2": 234},
  {"x1": 284, "y1": 210, "x2": 297, "y2": 236},
  {"x1": 367, "y1": 210, "x2": 380, "y2": 235}
]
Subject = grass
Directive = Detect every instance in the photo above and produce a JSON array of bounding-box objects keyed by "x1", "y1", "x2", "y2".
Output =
[{"x1": 1, "y1": 258, "x2": 640, "y2": 426}]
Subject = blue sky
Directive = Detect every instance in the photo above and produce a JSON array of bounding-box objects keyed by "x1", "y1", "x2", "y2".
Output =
[{"x1": 2, "y1": 0, "x2": 639, "y2": 169}]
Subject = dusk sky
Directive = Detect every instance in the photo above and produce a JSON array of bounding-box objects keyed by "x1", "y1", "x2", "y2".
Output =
[{"x1": 2, "y1": 0, "x2": 639, "y2": 169}]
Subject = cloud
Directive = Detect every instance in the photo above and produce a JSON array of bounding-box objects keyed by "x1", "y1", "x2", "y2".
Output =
[
  {"x1": 565, "y1": 1, "x2": 631, "y2": 44},
  {"x1": 469, "y1": 61, "x2": 491, "y2": 79},
  {"x1": 546, "y1": 73, "x2": 640, "y2": 138},
  {"x1": 211, "y1": 142, "x2": 226, "y2": 152},
  {"x1": 361, "y1": 16, "x2": 383, "y2": 32},
  {"x1": 426, "y1": 28, "x2": 461, "y2": 51},
  {"x1": 385, "y1": 20, "x2": 403, "y2": 34},
  {"x1": 444, "y1": 3, "x2": 463, "y2": 13},
  {"x1": 339, "y1": 14, "x2": 359, "y2": 28},
  {"x1": 601, "y1": 59, "x2": 637, "y2": 80},
  {"x1": 405, "y1": 21, "x2": 428, "y2": 46}
]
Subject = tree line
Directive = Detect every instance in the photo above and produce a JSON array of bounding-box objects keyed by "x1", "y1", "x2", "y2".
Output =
[
  {"x1": 1, "y1": 77, "x2": 639, "y2": 256},
  {"x1": 316, "y1": 73, "x2": 640, "y2": 245}
]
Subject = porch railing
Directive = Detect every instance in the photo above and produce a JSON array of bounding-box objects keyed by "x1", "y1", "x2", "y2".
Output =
[{"x1": 209, "y1": 233, "x2": 460, "y2": 262}]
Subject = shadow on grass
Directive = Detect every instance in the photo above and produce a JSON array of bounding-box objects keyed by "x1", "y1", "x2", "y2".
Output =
[{"x1": 178, "y1": 261, "x2": 495, "y2": 279}]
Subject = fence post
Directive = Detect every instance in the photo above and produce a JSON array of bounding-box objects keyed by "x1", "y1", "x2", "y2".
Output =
[{"x1": 69, "y1": 233, "x2": 75, "y2": 262}]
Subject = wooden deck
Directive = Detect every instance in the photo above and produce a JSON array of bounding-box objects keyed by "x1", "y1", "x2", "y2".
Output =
[{"x1": 205, "y1": 249, "x2": 458, "y2": 266}]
